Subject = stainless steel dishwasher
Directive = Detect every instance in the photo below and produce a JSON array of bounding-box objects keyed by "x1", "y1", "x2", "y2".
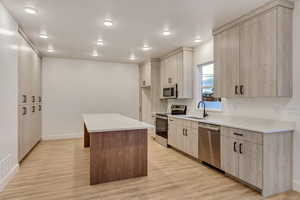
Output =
[{"x1": 198, "y1": 123, "x2": 221, "y2": 169}]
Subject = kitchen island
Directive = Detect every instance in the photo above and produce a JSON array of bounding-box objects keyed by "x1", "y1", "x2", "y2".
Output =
[{"x1": 83, "y1": 113, "x2": 153, "y2": 185}]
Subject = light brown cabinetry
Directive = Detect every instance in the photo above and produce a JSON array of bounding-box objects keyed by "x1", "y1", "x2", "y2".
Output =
[
  {"x1": 160, "y1": 47, "x2": 193, "y2": 99},
  {"x1": 168, "y1": 117, "x2": 198, "y2": 158},
  {"x1": 221, "y1": 126, "x2": 292, "y2": 197},
  {"x1": 214, "y1": 1, "x2": 294, "y2": 97},
  {"x1": 18, "y1": 34, "x2": 42, "y2": 162},
  {"x1": 139, "y1": 59, "x2": 167, "y2": 125}
]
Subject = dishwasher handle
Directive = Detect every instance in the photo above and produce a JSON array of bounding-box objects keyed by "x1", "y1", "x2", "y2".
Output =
[{"x1": 198, "y1": 123, "x2": 220, "y2": 132}]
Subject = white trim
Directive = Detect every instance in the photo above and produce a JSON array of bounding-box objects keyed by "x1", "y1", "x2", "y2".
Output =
[
  {"x1": 0, "y1": 164, "x2": 19, "y2": 192},
  {"x1": 42, "y1": 132, "x2": 82, "y2": 140},
  {"x1": 294, "y1": 180, "x2": 300, "y2": 192}
]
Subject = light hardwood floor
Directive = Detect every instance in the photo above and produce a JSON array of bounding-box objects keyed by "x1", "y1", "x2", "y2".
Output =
[{"x1": 1, "y1": 138, "x2": 299, "y2": 200}]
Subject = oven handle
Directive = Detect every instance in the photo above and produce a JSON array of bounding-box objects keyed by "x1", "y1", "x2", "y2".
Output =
[{"x1": 156, "y1": 116, "x2": 168, "y2": 120}]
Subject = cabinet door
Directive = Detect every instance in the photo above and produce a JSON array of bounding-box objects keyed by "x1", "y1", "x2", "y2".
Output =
[
  {"x1": 221, "y1": 135, "x2": 239, "y2": 176},
  {"x1": 176, "y1": 120, "x2": 185, "y2": 152},
  {"x1": 31, "y1": 51, "x2": 41, "y2": 103},
  {"x1": 238, "y1": 141, "x2": 262, "y2": 189},
  {"x1": 145, "y1": 62, "x2": 151, "y2": 86},
  {"x1": 184, "y1": 127, "x2": 198, "y2": 158},
  {"x1": 168, "y1": 54, "x2": 178, "y2": 85},
  {"x1": 18, "y1": 37, "x2": 33, "y2": 105},
  {"x1": 214, "y1": 26, "x2": 240, "y2": 98},
  {"x1": 18, "y1": 105, "x2": 32, "y2": 161},
  {"x1": 140, "y1": 63, "x2": 146, "y2": 87},
  {"x1": 168, "y1": 118, "x2": 177, "y2": 147},
  {"x1": 239, "y1": 9, "x2": 277, "y2": 97}
]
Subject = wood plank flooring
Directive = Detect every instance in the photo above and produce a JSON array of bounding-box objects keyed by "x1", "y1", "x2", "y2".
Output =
[{"x1": 1, "y1": 137, "x2": 300, "y2": 200}]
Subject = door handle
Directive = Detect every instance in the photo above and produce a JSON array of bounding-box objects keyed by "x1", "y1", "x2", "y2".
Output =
[
  {"x1": 240, "y1": 85, "x2": 244, "y2": 95},
  {"x1": 38, "y1": 105, "x2": 42, "y2": 111},
  {"x1": 239, "y1": 143, "x2": 243, "y2": 154},
  {"x1": 32, "y1": 96, "x2": 36, "y2": 103},
  {"x1": 32, "y1": 105, "x2": 36, "y2": 113},
  {"x1": 22, "y1": 107, "x2": 27, "y2": 115},
  {"x1": 235, "y1": 85, "x2": 239, "y2": 95},
  {"x1": 233, "y1": 142, "x2": 237, "y2": 152},
  {"x1": 22, "y1": 95, "x2": 27, "y2": 103}
]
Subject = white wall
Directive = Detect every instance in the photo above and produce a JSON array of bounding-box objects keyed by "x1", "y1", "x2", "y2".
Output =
[
  {"x1": 42, "y1": 57, "x2": 140, "y2": 140},
  {"x1": 0, "y1": 2, "x2": 19, "y2": 191},
  {"x1": 170, "y1": 1, "x2": 300, "y2": 192}
]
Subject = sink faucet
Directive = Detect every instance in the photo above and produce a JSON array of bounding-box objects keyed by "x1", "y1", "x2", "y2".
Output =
[{"x1": 197, "y1": 101, "x2": 208, "y2": 118}]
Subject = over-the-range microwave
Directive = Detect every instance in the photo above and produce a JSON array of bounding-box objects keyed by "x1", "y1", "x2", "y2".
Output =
[{"x1": 162, "y1": 84, "x2": 177, "y2": 99}]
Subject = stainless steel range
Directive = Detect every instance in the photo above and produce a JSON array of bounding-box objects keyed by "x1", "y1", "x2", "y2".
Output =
[{"x1": 155, "y1": 105, "x2": 187, "y2": 147}]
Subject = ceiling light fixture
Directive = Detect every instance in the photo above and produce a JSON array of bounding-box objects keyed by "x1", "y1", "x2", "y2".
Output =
[
  {"x1": 24, "y1": 6, "x2": 38, "y2": 15},
  {"x1": 129, "y1": 55, "x2": 137, "y2": 60},
  {"x1": 40, "y1": 33, "x2": 48, "y2": 39},
  {"x1": 194, "y1": 38, "x2": 202, "y2": 43},
  {"x1": 142, "y1": 44, "x2": 151, "y2": 51},
  {"x1": 97, "y1": 39, "x2": 104, "y2": 46},
  {"x1": 104, "y1": 19, "x2": 113, "y2": 27},
  {"x1": 163, "y1": 30, "x2": 171, "y2": 36},
  {"x1": 92, "y1": 50, "x2": 99, "y2": 57},
  {"x1": 47, "y1": 48, "x2": 54, "y2": 53}
]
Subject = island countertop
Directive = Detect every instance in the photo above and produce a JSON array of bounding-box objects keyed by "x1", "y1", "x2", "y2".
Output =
[{"x1": 83, "y1": 113, "x2": 154, "y2": 133}]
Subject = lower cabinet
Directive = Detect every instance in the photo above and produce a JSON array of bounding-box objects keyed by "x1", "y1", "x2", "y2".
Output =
[
  {"x1": 221, "y1": 126, "x2": 292, "y2": 197},
  {"x1": 168, "y1": 117, "x2": 198, "y2": 158},
  {"x1": 18, "y1": 104, "x2": 42, "y2": 161}
]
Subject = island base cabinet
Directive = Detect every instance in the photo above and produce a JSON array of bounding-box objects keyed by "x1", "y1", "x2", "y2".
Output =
[{"x1": 89, "y1": 129, "x2": 148, "y2": 185}]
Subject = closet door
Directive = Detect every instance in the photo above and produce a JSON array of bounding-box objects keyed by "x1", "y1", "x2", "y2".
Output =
[
  {"x1": 18, "y1": 37, "x2": 33, "y2": 105},
  {"x1": 18, "y1": 105, "x2": 31, "y2": 161},
  {"x1": 31, "y1": 52, "x2": 41, "y2": 103},
  {"x1": 239, "y1": 9, "x2": 277, "y2": 97}
]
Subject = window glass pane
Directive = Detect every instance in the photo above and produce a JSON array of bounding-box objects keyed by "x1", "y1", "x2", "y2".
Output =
[
  {"x1": 199, "y1": 101, "x2": 222, "y2": 110},
  {"x1": 202, "y1": 63, "x2": 214, "y2": 75},
  {"x1": 201, "y1": 75, "x2": 213, "y2": 87}
]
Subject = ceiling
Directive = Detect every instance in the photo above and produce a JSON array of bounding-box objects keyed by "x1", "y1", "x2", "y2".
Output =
[{"x1": 2, "y1": 0, "x2": 272, "y2": 63}]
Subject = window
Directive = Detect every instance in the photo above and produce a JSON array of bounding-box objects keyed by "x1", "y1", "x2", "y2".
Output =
[{"x1": 198, "y1": 62, "x2": 221, "y2": 110}]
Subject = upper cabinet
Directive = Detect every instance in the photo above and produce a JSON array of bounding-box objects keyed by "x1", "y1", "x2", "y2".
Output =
[
  {"x1": 214, "y1": 0, "x2": 294, "y2": 98},
  {"x1": 140, "y1": 61, "x2": 151, "y2": 87},
  {"x1": 160, "y1": 47, "x2": 193, "y2": 99}
]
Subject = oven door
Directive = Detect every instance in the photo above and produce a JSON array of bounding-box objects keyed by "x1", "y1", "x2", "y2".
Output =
[{"x1": 155, "y1": 116, "x2": 168, "y2": 139}]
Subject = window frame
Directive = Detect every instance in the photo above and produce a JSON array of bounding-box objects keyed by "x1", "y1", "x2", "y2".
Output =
[{"x1": 197, "y1": 61, "x2": 222, "y2": 112}]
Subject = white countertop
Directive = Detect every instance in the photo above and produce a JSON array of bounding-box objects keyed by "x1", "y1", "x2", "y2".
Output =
[
  {"x1": 83, "y1": 113, "x2": 154, "y2": 133},
  {"x1": 169, "y1": 115, "x2": 295, "y2": 134}
]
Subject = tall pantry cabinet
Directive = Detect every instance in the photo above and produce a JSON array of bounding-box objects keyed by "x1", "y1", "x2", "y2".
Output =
[{"x1": 18, "y1": 33, "x2": 42, "y2": 162}]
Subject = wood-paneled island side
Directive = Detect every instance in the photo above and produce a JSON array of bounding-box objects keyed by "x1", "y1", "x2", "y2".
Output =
[{"x1": 83, "y1": 113, "x2": 153, "y2": 185}]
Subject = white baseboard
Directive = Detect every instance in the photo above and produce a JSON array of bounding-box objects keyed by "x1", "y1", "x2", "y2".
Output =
[
  {"x1": 294, "y1": 180, "x2": 300, "y2": 192},
  {"x1": 42, "y1": 132, "x2": 82, "y2": 140},
  {"x1": 0, "y1": 164, "x2": 19, "y2": 192}
]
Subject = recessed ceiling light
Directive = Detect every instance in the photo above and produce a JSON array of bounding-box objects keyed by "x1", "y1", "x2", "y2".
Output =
[
  {"x1": 92, "y1": 50, "x2": 99, "y2": 57},
  {"x1": 47, "y1": 48, "x2": 54, "y2": 53},
  {"x1": 194, "y1": 39, "x2": 202, "y2": 43},
  {"x1": 24, "y1": 6, "x2": 38, "y2": 15},
  {"x1": 40, "y1": 33, "x2": 48, "y2": 39},
  {"x1": 129, "y1": 55, "x2": 137, "y2": 60},
  {"x1": 163, "y1": 30, "x2": 171, "y2": 36},
  {"x1": 97, "y1": 39, "x2": 104, "y2": 46},
  {"x1": 104, "y1": 19, "x2": 113, "y2": 27},
  {"x1": 142, "y1": 44, "x2": 151, "y2": 51}
]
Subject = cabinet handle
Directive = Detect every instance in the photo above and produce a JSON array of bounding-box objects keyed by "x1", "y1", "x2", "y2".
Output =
[
  {"x1": 235, "y1": 85, "x2": 239, "y2": 95},
  {"x1": 38, "y1": 96, "x2": 42, "y2": 102},
  {"x1": 22, "y1": 107, "x2": 27, "y2": 115},
  {"x1": 239, "y1": 143, "x2": 243, "y2": 154},
  {"x1": 233, "y1": 142, "x2": 237, "y2": 152},
  {"x1": 233, "y1": 132, "x2": 243, "y2": 137},
  {"x1": 168, "y1": 77, "x2": 172, "y2": 84},
  {"x1": 32, "y1": 96, "x2": 36, "y2": 103},
  {"x1": 22, "y1": 95, "x2": 27, "y2": 103},
  {"x1": 240, "y1": 85, "x2": 244, "y2": 95},
  {"x1": 38, "y1": 105, "x2": 42, "y2": 111},
  {"x1": 182, "y1": 128, "x2": 185, "y2": 136},
  {"x1": 185, "y1": 129, "x2": 188, "y2": 136},
  {"x1": 143, "y1": 81, "x2": 146, "y2": 86},
  {"x1": 32, "y1": 105, "x2": 36, "y2": 113}
]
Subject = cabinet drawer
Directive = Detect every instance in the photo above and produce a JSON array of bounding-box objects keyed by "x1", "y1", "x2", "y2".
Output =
[
  {"x1": 183, "y1": 120, "x2": 197, "y2": 128},
  {"x1": 221, "y1": 127, "x2": 262, "y2": 145}
]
